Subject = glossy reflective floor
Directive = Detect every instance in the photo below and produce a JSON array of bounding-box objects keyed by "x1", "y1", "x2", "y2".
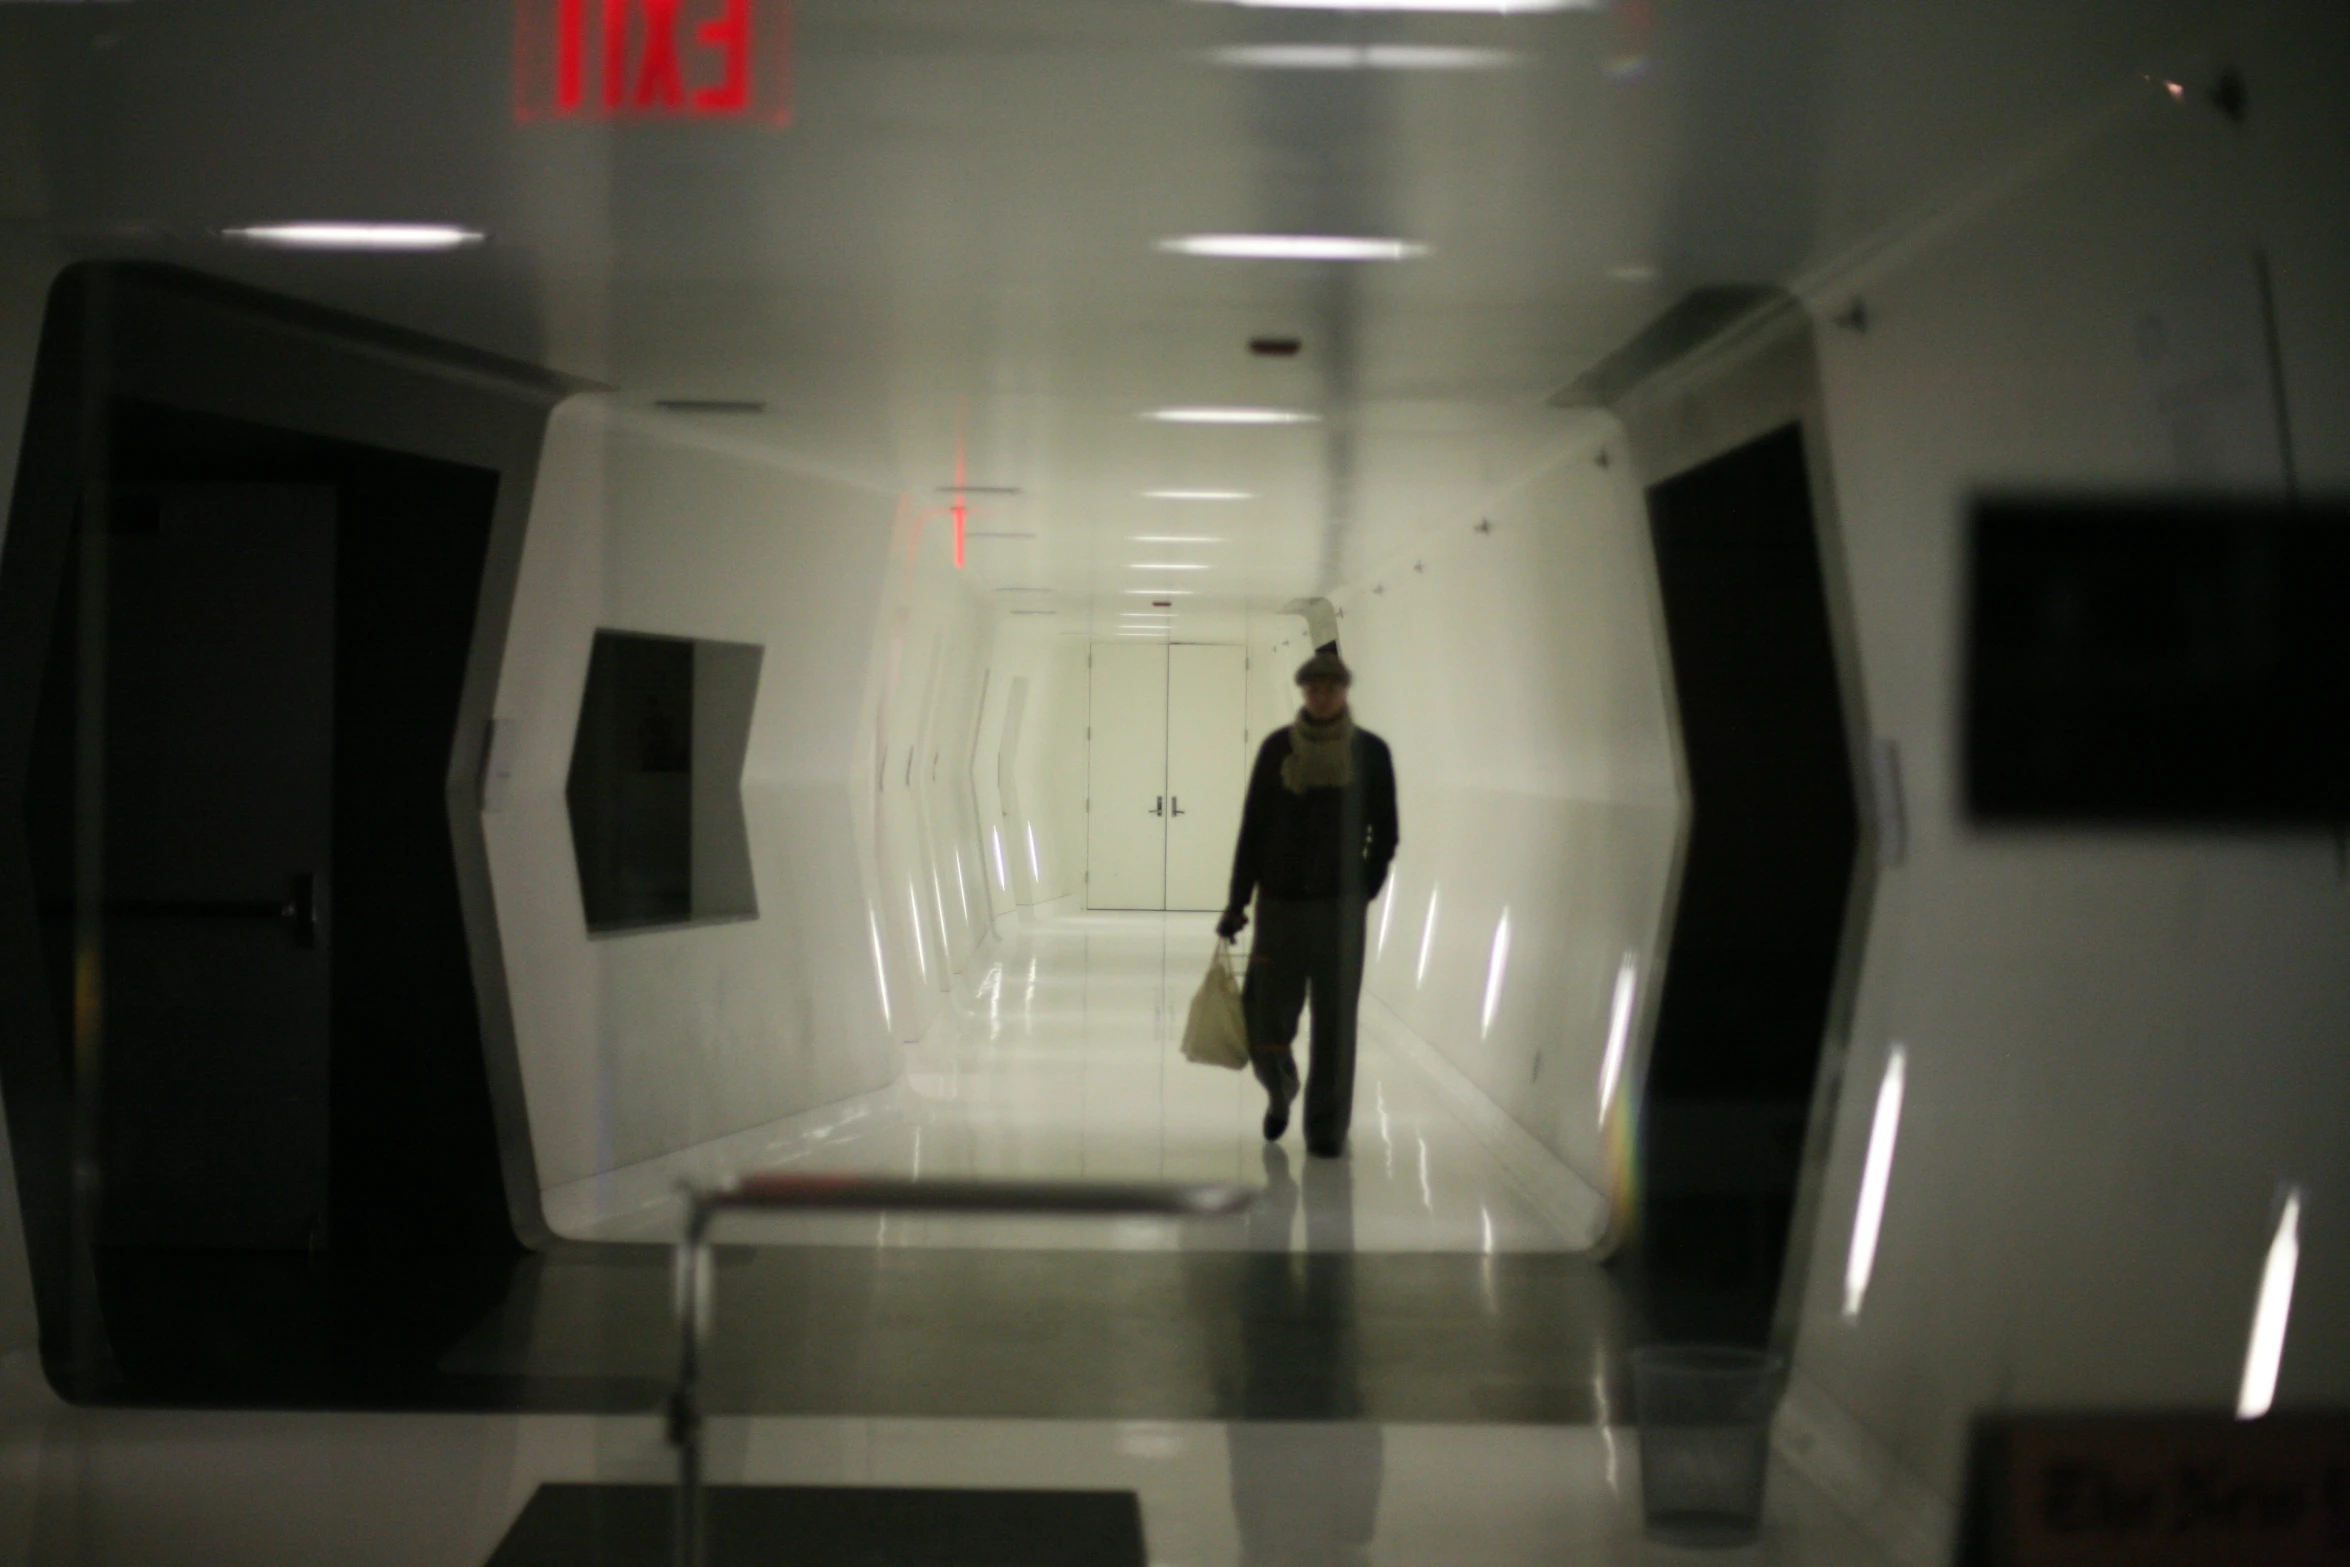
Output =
[{"x1": 562, "y1": 907, "x2": 1607, "y2": 1252}]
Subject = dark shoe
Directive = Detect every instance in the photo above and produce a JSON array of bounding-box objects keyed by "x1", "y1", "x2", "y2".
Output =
[
  {"x1": 1306, "y1": 1135, "x2": 1346, "y2": 1159},
  {"x1": 1261, "y1": 1056, "x2": 1298, "y2": 1141}
]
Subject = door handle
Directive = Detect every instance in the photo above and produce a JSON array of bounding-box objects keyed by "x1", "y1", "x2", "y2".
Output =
[
  {"x1": 280, "y1": 871, "x2": 321, "y2": 950},
  {"x1": 1170, "y1": 796, "x2": 1186, "y2": 817},
  {"x1": 1149, "y1": 797, "x2": 1164, "y2": 817}
]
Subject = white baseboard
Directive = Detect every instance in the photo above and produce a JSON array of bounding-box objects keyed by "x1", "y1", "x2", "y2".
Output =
[
  {"x1": 1360, "y1": 995, "x2": 1612, "y2": 1251},
  {"x1": 1773, "y1": 1369, "x2": 1955, "y2": 1567}
]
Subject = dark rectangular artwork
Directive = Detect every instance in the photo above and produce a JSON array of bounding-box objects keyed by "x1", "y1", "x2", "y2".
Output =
[
  {"x1": 486, "y1": 1483, "x2": 1148, "y2": 1567},
  {"x1": 1964, "y1": 496, "x2": 2349, "y2": 825}
]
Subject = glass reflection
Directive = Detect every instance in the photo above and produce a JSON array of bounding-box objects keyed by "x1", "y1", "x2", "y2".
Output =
[{"x1": 1228, "y1": 1144, "x2": 1384, "y2": 1566}]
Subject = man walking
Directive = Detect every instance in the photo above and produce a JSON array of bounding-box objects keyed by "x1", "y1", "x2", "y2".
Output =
[{"x1": 1217, "y1": 651, "x2": 1399, "y2": 1158}]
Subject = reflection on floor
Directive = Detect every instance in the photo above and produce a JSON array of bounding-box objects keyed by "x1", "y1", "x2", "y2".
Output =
[
  {"x1": 0, "y1": 1388, "x2": 1902, "y2": 1567},
  {"x1": 0, "y1": 906, "x2": 1909, "y2": 1563},
  {"x1": 559, "y1": 908, "x2": 1608, "y2": 1252},
  {"x1": 442, "y1": 1222, "x2": 1631, "y2": 1423}
]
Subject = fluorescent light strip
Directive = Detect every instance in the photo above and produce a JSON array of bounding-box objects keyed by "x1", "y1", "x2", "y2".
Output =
[
  {"x1": 1842, "y1": 1044, "x2": 1909, "y2": 1322},
  {"x1": 1141, "y1": 490, "x2": 1252, "y2": 501},
  {"x1": 1211, "y1": 44, "x2": 1519, "y2": 69},
  {"x1": 1131, "y1": 563, "x2": 1211, "y2": 571},
  {"x1": 220, "y1": 222, "x2": 486, "y2": 252},
  {"x1": 2238, "y1": 1186, "x2": 2304, "y2": 1420},
  {"x1": 1159, "y1": 233, "x2": 1427, "y2": 262},
  {"x1": 1192, "y1": 0, "x2": 1591, "y2": 9},
  {"x1": 1145, "y1": 407, "x2": 1319, "y2": 425},
  {"x1": 1123, "y1": 589, "x2": 1194, "y2": 596}
]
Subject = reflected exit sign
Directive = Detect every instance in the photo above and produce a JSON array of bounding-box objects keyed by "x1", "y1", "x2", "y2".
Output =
[{"x1": 515, "y1": 0, "x2": 793, "y2": 124}]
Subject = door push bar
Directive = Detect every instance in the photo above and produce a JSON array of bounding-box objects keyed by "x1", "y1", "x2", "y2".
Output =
[{"x1": 667, "y1": 1174, "x2": 1256, "y2": 1567}]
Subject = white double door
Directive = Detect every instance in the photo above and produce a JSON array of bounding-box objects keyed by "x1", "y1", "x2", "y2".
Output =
[{"x1": 1087, "y1": 642, "x2": 1249, "y2": 911}]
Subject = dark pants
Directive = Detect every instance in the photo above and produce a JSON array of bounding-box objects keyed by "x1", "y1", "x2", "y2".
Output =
[{"x1": 1244, "y1": 896, "x2": 1367, "y2": 1151}]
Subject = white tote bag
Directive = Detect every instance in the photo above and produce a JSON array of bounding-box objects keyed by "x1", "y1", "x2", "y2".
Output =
[{"x1": 1180, "y1": 940, "x2": 1251, "y2": 1071}]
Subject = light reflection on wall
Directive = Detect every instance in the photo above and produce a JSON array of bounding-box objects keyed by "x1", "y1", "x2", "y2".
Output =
[
  {"x1": 867, "y1": 908, "x2": 893, "y2": 1030},
  {"x1": 1597, "y1": 953, "x2": 1638, "y2": 1120},
  {"x1": 1416, "y1": 885, "x2": 1441, "y2": 989},
  {"x1": 2237, "y1": 1184, "x2": 2304, "y2": 1420},
  {"x1": 1842, "y1": 1043, "x2": 1908, "y2": 1322},
  {"x1": 1480, "y1": 909, "x2": 1512, "y2": 1038}
]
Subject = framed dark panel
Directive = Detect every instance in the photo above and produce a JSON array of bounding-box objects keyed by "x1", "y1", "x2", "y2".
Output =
[
  {"x1": 1965, "y1": 496, "x2": 2350, "y2": 826},
  {"x1": 566, "y1": 629, "x2": 761, "y2": 935}
]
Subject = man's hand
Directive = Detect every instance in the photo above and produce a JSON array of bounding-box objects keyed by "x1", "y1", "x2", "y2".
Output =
[{"x1": 1216, "y1": 907, "x2": 1248, "y2": 941}]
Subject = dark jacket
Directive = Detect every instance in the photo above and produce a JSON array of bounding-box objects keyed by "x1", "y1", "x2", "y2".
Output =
[{"x1": 1226, "y1": 725, "x2": 1399, "y2": 910}]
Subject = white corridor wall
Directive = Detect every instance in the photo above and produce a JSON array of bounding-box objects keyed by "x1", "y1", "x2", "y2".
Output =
[
  {"x1": 487, "y1": 401, "x2": 997, "y2": 1230},
  {"x1": 1770, "y1": 14, "x2": 2350, "y2": 1554}
]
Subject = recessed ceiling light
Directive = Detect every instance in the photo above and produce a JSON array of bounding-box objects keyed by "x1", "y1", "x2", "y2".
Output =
[
  {"x1": 218, "y1": 222, "x2": 486, "y2": 252},
  {"x1": 1191, "y1": 0, "x2": 1589, "y2": 10},
  {"x1": 1210, "y1": 44, "x2": 1520, "y2": 69},
  {"x1": 1130, "y1": 536, "x2": 1225, "y2": 544},
  {"x1": 1141, "y1": 490, "x2": 1253, "y2": 501},
  {"x1": 1158, "y1": 234, "x2": 1427, "y2": 262},
  {"x1": 1145, "y1": 407, "x2": 1320, "y2": 425}
]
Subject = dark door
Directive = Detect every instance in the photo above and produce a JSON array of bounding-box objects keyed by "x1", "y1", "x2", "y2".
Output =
[
  {"x1": 99, "y1": 484, "x2": 336, "y2": 1250},
  {"x1": 1638, "y1": 423, "x2": 1859, "y2": 1341}
]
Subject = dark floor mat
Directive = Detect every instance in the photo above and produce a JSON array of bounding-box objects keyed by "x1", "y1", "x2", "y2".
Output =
[{"x1": 486, "y1": 1482, "x2": 1146, "y2": 1567}]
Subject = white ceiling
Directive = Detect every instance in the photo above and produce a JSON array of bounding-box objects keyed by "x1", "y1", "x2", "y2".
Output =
[{"x1": 3, "y1": 0, "x2": 2239, "y2": 622}]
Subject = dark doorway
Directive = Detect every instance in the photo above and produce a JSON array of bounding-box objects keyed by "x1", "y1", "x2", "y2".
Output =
[
  {"x1": 1633, "y1": 422, "x2": 1859, "y2": 1344},
  {"x1": 19, "y1": 399, "x2": 523, "y2": 1401},
  {"x1": 0, "y1": 264, "x2": 582, "y2": 1406}
]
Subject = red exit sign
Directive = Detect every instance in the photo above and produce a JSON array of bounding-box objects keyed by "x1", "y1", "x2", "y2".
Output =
[{"x1": 515, "y1": 0, "x2": 792, "y2": 124}]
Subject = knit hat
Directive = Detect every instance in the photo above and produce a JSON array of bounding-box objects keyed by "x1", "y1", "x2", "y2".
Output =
[{"x1": 1294, "y1": 650, "x2": 1352, "y2": 687}]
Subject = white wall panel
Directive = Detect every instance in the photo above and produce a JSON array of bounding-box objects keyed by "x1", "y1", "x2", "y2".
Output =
[
  {"x1": 970, "y1": 620, "x2": 1086, "y2": 916},
  {"x1": 488, "y1": 402, "x2": 961, "y2": 1213},
  {"x1": 1774, "y1": 20, "x2": 2350, "y2": 1543}
]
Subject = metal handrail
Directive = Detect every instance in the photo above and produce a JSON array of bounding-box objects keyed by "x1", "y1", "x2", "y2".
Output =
[{"x1": 667, "y1": 1174, "x2": 1258, "y2": 1567}]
